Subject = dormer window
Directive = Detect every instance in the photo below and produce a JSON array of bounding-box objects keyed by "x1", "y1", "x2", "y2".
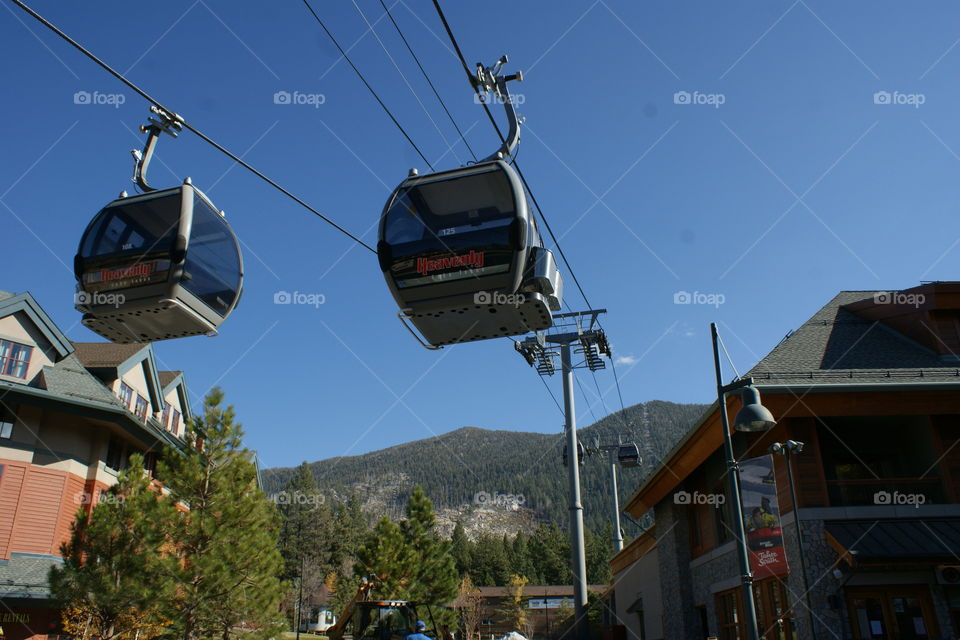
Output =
[
  {"x1": 118, "y1": 382, "x2": 134, "y2": 409},
  {"x1": 162, "y1": 402, "x2": 171, "y2": 429},
  {"x1": 0, "y1": 339, "x2": 33, "y2": 379},
  {"x1": 172, "y1": 409, "x2": 181, "y2": 435},
  {"x1": 134, "y1": 395, "x2": 148, "y2": 421}
]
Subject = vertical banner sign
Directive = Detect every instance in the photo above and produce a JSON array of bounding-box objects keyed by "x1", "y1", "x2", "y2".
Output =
[{"x1": 739, "y1": 454, "x2": 789, "y2": 578}]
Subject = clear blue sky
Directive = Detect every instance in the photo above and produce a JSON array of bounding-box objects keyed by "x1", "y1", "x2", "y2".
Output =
[{"x1": 3, "y1": 0, "x2": 959, "y2": 469}]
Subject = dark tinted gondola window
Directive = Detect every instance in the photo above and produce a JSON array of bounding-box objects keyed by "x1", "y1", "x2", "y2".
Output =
[
  {"x1": 181, "y1": 193, "x2": 241, "y2": 317},
  {"x1": 384, "y1": 168, "x2": 516, "y2": 247},
  {"x1": 80, "y1": 192, "x2": 182, "y2": 259}
]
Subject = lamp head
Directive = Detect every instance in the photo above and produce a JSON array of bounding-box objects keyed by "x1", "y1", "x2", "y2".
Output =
[
  {"x1": 733, "y1": 385, "x2": 776, "y2": 432},
  {"x1": 768, "y1": 442, "x2": 784, "y2": 455},
  {"x1": 786, "y1": 440, "x2": 804, "y2": 453}
]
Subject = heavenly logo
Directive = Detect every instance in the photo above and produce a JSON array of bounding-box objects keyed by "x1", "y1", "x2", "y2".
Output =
[{"x1": 416, "y1": 250, "x2": 484, "y2": 275}]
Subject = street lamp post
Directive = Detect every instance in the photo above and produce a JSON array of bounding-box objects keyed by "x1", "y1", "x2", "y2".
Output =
[
  {"x1": 770, "y1": 440, "x2": 817, "y2": 640},
  {"x1": 711, "y1": 323, "x2": 777, "y2": 640}
]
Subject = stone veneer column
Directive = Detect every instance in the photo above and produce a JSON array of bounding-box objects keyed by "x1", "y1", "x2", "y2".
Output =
[
  {"x1": 781, "y1": 513, "x2": 847, "y2": 640},
  {"x1": 654, "y1": 498, "x2": 701, "y2": 640}
]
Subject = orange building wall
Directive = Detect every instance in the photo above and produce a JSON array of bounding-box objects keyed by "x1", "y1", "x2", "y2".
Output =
[{"x1": 0, "y1": 459, "x2": 96, "y2": 559}]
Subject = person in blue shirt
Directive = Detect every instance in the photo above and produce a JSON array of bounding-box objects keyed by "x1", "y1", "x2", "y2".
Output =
[{"x1": 405, "y1": 620, "x2": 431, "y2": 640}]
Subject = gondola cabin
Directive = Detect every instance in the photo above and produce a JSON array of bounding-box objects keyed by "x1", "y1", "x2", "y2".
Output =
[
  {"x1": 74, "y1": 179, "x2": 243, "y2": 343},
  {"x1": 617, "y1": 443, "x2": 641, "y2": 468},
  {"x1": 378, "y1": 160, "x2": 562, "y2": 347},
  {"x1": 563, "y1": 440, "x2": 586, "y2": 467}
]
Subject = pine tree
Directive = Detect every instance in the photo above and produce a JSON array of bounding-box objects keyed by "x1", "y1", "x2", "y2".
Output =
[
  {"x1": 450, "y1": 522, "x2": 471, "y2": 576},
  {"x1": 356, "y1": 516, "x2": 416, "y2": 597},
  {"x1": 527, "y1": 524, "x2": 570, "y2": 585},
  {"x1": 50, "y1": 455, "x2": 175, "y2": 640},
  {"x1": 278, "y1": 462, "x2": 334, "y2": 629},
  {"x1": 157, "y1": 388, "x2": 285, "y2": 640},
  {"x1": 500, "y1": 575, "x2": 530, "y2": 636}
]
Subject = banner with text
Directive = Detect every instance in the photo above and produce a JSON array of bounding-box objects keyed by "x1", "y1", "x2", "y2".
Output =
[{"x1": 740, "y1": 454, "x2": 789, "y2": 578}]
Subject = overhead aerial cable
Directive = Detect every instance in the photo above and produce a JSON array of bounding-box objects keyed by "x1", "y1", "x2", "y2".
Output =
[
  {"x1": 300, "y1": 0, "x2": 435, "y2": 172},
  {"x1": 9, "y1": 0, "x2": 375, "y2": 253}
]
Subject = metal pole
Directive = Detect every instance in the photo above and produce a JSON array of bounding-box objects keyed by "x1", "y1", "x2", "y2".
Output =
[
  {"x1": 609, "y1": 451, "x2": 624, "y2": 553},
  {"x1": 561, "y1": 341, "x2": 589, "y2": 640},
  {"x1": 785, "y1": 451, "x2": 818, "y2": 640},
  {"x1": 711, "y1": 323, "x2": 760, "y2": 640}
]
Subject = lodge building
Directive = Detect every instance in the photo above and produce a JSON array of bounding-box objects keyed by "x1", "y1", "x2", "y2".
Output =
[
  {"x1": 0, "y1": 289, "x2": 192, "y2": 640},
  {"x1": 612, "y1": 282, "x2": 960, "y2": 640}
]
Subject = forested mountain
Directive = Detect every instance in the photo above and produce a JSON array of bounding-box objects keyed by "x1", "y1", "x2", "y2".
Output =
[{"x1": 263, "y1": 400, "x2": 709, "y2": 537}]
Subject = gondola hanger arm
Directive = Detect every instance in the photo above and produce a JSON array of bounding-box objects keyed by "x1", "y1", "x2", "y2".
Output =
[
  {"x1": 131, "y1": 106, "x2": 184, "y2": 192},
  {"x1": 475, "y1": 56, "x2": 523, "y2": 162}
]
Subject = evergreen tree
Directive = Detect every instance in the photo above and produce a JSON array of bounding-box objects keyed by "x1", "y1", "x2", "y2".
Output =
[
  {"x1": 584, "y1": 527, "x2": 612, "y2": 584},
  {"x1": 510, "y1": 531, "x2": 533, "y2": 580},
  {"x1": 50, "y1": 455, "x2": 175, "y2": 640},
  {"x1": 157, "y1": 388, "x2": 285, "y2": 640},
  {"x1": 527, "y1": 524, "x2": 570, "y2": 585},
  {"x1": 277, "y1": 462, "x2": 333, "y2": 628},
  {"x1": 355, "y1": 516, "x2": 416, "y2": 597},
  {"x1": 450, "y1": 522, "x2": 471, "y2": 576},
  {"x1": 470, "y1": 534, "x2": 510, "y2": 586}
]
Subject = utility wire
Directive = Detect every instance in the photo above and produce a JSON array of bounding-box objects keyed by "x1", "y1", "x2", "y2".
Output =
[
  {"x1": 377, "y1": 0, "x2": 478, "y2": 162},
  {"x1": 349, "y1": 0, "x2": 460, "y2": 165},
  {"x1": 300, "y1": 0, "x2": 435, "y2": 172},
  {"x1": 9, "y1": 0, "x2": 375, "y2": 253}
]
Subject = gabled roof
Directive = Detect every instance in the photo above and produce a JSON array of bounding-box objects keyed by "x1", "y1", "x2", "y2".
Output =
[
  {"x1": 0, "y1": 291, "x2": 73, "y2": 358},
  {"x1": 72, "y1": 342, "x2": 148, "y2": 368},
  {"x1": 159, "y1": 370, "x2": 183, "y2": 388},
  {"x1": 72, "y1": 341, "x2": 166, "y2": 411},
  {"x1": 624, "y1": 283, "x2": 960, "y2": 518},
  {"x1": 746, "y1": 287, "x2": 960, "y2": 385}
]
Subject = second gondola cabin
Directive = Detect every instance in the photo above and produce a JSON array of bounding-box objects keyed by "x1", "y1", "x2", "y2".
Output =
[
  {"x1": 75, "y1": 179, "x2": 243, "y2": 343},
  {"x1": 377, "y1": 160, "x2": 562, "y2": 347}
]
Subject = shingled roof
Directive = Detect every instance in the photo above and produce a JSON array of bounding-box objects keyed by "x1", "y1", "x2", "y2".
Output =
[
  {"x1": 71, "y1": 342, "x2": 147, "y2": 368},
  {"x1": 158, "y1": 370, "x2": 183, "y2": 388},
  {"x1": 746, "y1": 289, "x2": 960, "y2": 386}
]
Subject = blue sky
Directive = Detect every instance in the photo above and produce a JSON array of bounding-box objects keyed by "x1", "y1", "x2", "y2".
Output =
[{"x1": 3, "y1": 0, "x2": 959, "y2": 469}]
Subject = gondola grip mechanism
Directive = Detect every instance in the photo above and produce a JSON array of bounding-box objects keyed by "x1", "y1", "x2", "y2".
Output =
[{"x1": 130, "y1": 106, "x2": 184, "y2": 192}]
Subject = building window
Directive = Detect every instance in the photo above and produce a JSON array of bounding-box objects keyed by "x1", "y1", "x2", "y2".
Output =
[
  {"x1": 0, "y1": 339, "x2": 33, "y2": 379},
  {"x1": 162, "y1": 402, "x2": 171, "y2": 429},
  {"x1": 819, "y1": 415, "x2": 944, "y2": 505},
  {"x1": 172, "y1": 409, "x2": 181, "y2": 435},
  {"x1": 118, "y1": 382, "x2": 134, "y2": 409},
  {"x1": 105, "y1": 437, "x2": 124, "y2": 471},
  {"x1": 715, "y1": 588, "x2": 740, "y2": 640},
  {"x1": 134, "y1": 395, "x2": 148, "y2": 421}
]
